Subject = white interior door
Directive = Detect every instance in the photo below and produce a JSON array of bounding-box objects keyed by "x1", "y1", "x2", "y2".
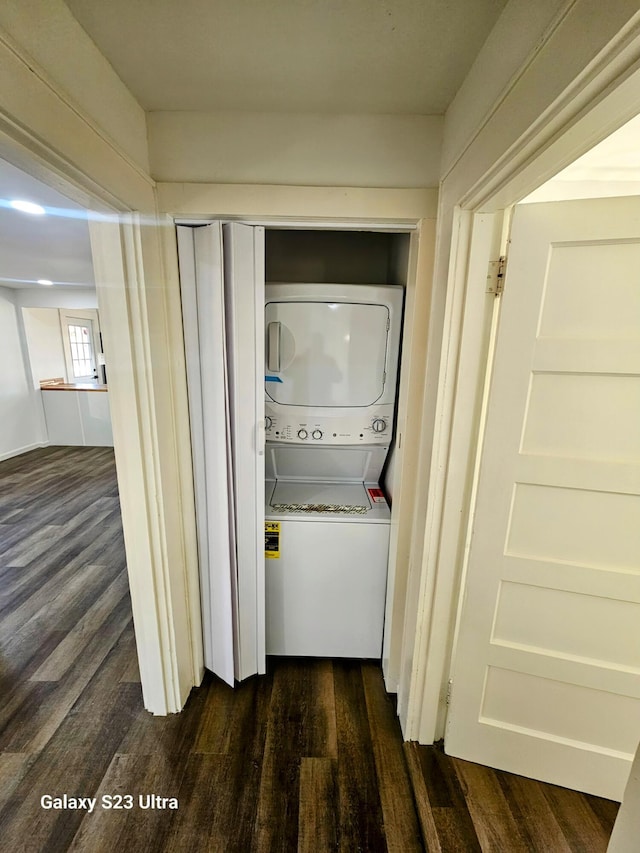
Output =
[
  {"x1": 177, "y1": 222, "x2": 265, "y2": 685},
  {"x1": 60, "y1": 310, "x2": 99, "y2": 383},
  {"x1": 446, "y1": 197, "x2": 640, "y2": 801}
]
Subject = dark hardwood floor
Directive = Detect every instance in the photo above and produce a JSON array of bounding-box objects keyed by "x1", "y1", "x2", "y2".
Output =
[{"x1": 0, "y1": 447, "x2": 619, "y2": 851}]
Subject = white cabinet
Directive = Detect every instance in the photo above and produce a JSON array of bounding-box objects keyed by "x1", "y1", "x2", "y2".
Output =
[{"x1": 41, "y1": 388, "x2": 113, "y2": 446}]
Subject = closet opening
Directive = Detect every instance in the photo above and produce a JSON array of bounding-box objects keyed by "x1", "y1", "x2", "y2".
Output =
[{"x1": 177, "y1": 221, "x2": 416, "y2": 690}]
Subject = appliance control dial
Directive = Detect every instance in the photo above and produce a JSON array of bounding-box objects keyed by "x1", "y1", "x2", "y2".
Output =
[
  {"x1": 312, "y1": 429, "x2": 323, "y2": 440},
  {"x1": 265, "y1": 416, "x2": 273, "y2": 430},
  {"x1": 297, "y1": 429, "x2": 308, "y2": 440},
  {"x1": 372, "y1": 418, "x2": 387, "y2": 433}
]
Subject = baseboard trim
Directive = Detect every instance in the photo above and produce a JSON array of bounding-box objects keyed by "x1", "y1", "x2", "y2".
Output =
[{"x1": 0, "y1": 441, "x2": 49, "y2": 462}]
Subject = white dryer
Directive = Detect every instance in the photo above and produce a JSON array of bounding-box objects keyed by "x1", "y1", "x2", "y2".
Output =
[{"x1": 264, "y1": 283, "x2": 403, "y2": 445}]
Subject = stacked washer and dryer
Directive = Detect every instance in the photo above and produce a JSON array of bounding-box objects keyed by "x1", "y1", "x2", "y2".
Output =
[{"x1": 263, "y1": 282, "x2": 404, "y2": 658}]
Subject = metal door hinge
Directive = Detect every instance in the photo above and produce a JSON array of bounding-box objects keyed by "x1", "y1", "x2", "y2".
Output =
[
  {"x1": 446, "y1": 678, "x2": 453, "y2": 705},
  {"x1": 486, "y1": 256, "x2": 507, "y2": 296}
]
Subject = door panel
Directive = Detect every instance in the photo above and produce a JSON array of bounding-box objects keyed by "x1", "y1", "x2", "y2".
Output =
[
  {"x1": 177, "y1": 222, "x2": 265, "y2": 686},
  {"x1": 521, "y1": 372, "x2": 640, "y2": 461},
  {"x1": 178, "y1": 222, "x2": 266, "y2": 684},
  {"x1": 223, "y1": 222, "x2": 266, "y2": 679},
  {"x1": 446, "y1": 198, "x2": 640, "y2": 801},
  {"x1": 177, "y1": 223, "x2": 236, "y2": 686}
]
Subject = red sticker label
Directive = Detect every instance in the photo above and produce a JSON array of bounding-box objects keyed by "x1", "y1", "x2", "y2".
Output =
[{"x1": 367, "y1": 487, "x2": 386, "y2": 504}]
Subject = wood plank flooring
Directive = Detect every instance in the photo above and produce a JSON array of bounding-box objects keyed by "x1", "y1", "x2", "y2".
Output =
[{"x1": 0, "y1": 447, "x2": 619, "y2": 851}]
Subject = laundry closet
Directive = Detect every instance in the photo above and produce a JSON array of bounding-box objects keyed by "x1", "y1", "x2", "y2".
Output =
[{"x1": 177, "y1": 223, "x2": 412, "y2": 686}]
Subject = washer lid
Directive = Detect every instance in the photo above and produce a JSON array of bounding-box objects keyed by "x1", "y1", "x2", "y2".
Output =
[
  {"x1": 265, "y1": 300, "x2": 389, "y2": 407},
  {"x1": 265, "y1": 443, "x2": 388, "y2": 483}
]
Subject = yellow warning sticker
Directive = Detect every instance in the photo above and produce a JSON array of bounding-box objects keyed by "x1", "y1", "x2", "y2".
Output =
[{"x1": 265, "y1": 521, "x2": 280, "y2": 559}]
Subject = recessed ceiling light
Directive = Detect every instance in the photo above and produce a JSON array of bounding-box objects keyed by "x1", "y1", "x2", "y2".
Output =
[
  {"x1": 10, "y1": 199, "x2": 46, "y2": 215},
  {"x1": 37, "y1": 279, "x2": 53, "y2": 286}
]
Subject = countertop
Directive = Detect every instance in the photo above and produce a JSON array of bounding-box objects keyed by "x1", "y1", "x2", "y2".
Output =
[{"x1": 40, "y1": 382, "x2": 108, "y2": 392}]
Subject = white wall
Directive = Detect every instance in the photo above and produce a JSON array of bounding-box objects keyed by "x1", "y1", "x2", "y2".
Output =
[
  {"x1": 0, "y1": 288, "x2": 46, "y2": 459},
  {"x1": 21, "y1": 308, "x2": 67, "y2": 386},
  {"x1": 523, "y1": 180, "x2": 640, "y2": 202},
  {"x1": 442, "y1": 0, "x2": 567, "y2": 176},
  {"x1": 523, "y1": 112, "x2": 640, "y2": 202},
  {"x1": 0, "y1": 0, "x2": 148, "y2": 172},
  {"x1": 148, "y1": 111, "x2": 442, "y2": 188},
  {"x1": 441, "y1": 0, "x2": 640, "y2": 201},
  {"x1": 0, "y1": 3, "x2": 154, "y2": 210},
  {"x1": 14, "y1": 287, "x2": 98, "y2": 309},
  {"x1": 19, "y1": 293, "x2": 103, "y2": 388}
]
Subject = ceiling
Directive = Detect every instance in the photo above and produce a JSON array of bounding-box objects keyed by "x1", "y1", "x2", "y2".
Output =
[
  {"x1": 0, "y1": 159, "x2": 94, "y2": 290},
  {"x1": 3, "y1": 0, "x2": 640, "y2": 292},
  {"x1": 523, "y1": 113, "x2": 640, "y2": 203},
  {"x1": 63, "y1": 0, "x2": 508, "y2": 114}
]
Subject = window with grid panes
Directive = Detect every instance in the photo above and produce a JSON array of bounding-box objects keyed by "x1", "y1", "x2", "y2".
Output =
[{"x1": 68, "y1": 324, "x2": 94, "y2": 378}]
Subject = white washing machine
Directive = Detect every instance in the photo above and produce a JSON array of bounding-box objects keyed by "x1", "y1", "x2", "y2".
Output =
[
  {"x1": 265, "y1": 444, "x2": 391, "y2": 658},
  {"x1": 263, "y1": 282, "x2": 403, "y2": 658}
]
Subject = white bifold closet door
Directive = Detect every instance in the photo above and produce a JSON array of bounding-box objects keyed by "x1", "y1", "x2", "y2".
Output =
[{"x1": 177, "y1": 222, "x2": 265, "y2": 685}]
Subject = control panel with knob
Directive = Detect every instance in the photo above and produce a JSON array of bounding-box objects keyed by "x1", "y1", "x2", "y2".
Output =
[{"x1": 264, "y1": 408, "x2": 394, "y2": 444}]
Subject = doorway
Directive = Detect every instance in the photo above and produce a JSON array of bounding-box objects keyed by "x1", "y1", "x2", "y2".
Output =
[
  {"x1": 60, "y1": 310, "x2": 101, "y2": 384},
  {"x1": 177, "y1": 221, "x2": 417, "y2": 688},
  {"x1": 0, "y1": 157, "x2": 112, "y2": 458},
  {"x1": 440, "y1": 116, "x2": 640, "y2": 801}
]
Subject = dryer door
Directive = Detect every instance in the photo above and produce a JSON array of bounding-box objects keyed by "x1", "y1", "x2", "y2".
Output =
[{"x1": 265, "y1": 300, "x2": 389, "y2": 407}]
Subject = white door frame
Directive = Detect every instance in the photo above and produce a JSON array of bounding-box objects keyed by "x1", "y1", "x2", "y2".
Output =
[
  {"x1": 89, "y1": 212, "x2": 204, "y2": 714},
  {"x1": 0, "y1": 125, "x2": 203, "y2": 715},
  {"x1": 405, "y1": 34, "x2": 640, "y2": 743}
]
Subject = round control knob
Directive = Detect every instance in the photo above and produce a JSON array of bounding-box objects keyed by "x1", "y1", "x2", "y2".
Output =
[
  {"x1": 265, "y1": 416, "x2": 273, "y2": 430},
  {"x1": 372, "y1": 418, "x2": 387, "y2": 433},
  {"x1": 297, "y1": 429, "x2": 308, "y2": 440},
  {"x1": 312, "y1": 429, "x2": 323, "y2": 440}
]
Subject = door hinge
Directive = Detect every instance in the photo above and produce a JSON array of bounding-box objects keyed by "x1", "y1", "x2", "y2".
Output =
[
  {"x1": 486, "y1": 255, "x2": 507, "y2": 296},
  {"x1": 446, "y1": 678, "x2": 453, "y2": 705}
]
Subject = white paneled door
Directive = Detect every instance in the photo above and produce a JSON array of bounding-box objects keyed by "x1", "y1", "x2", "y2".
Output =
[
  {"x1": 177, "y1": 222, "x2": 265, "y2": 686},
  {"x1": 445, "y1": 198, "x2": 640, "y2": 801}
]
